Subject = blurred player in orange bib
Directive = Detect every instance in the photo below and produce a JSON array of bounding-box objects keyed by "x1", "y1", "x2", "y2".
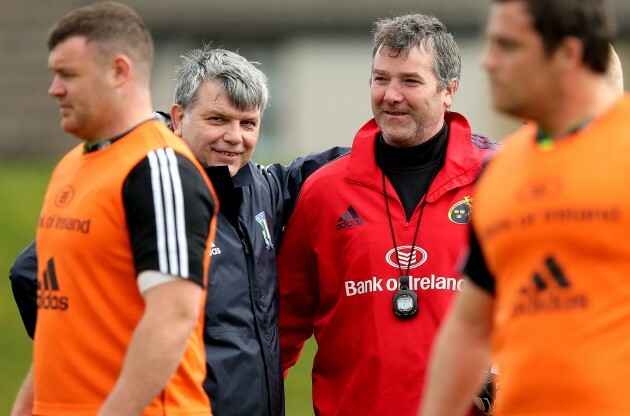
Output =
[
  {"x1": 11, "y1": 3, "x2": 217, "y2": 415},
  {"x1": 421, "y1": 0, "x2": 630, "y2": 415}
]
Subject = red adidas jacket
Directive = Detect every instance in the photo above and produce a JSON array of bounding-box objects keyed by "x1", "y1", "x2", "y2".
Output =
[{"x1": 278, "y1": 112, "x2": 497, "y2": 415}]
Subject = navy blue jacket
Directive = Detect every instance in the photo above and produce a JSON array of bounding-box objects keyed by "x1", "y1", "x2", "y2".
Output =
[{"x1": 10, "y1": 145, "x2": 347, "y2": 416}]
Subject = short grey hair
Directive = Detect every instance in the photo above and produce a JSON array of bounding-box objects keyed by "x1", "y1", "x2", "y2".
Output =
[
  {"x1": 173, "y1": 45, "x2": 269, "y2": 115},
  {"x1": 372, "y1": 14, "x2": 461, "y2": 89}
]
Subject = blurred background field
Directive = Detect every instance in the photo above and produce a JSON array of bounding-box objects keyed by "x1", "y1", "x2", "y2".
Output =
[
  {"x1": 0, "y1": 157, "x2": 317, "y2": 415},
  {"x1": 0, "y1": 159, "x2": 54, "y2": 414}
]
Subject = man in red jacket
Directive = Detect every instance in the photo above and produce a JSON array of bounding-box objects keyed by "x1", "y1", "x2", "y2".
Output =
[{"x1": 277, "y1": 13, "x2": 497, "y2": 416}]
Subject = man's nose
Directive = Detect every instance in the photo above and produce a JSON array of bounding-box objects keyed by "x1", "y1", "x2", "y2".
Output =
[
  {"x1": 222, "y1": 121, "x2": 243, "y2": 144},
  {"x1": 383, "y1": 80, "x2": 404, "y2": 103},
  {"x1": 48, "y1": 75, "x2": 65, "y2": 97}
]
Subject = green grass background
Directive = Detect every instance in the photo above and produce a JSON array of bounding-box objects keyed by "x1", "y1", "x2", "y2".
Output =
[
  {"x1": 0, "y1": 159, "x2": 53, "y2": 413},
  {"x1": 0, "y1": 158, "x2": 317, "y2": 415}
]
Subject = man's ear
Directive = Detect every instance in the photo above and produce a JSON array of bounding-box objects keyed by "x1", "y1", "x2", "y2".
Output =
[
  {"x1": 170, "y1": 104, "x2": 185, "y2": 137},
  {"x1": 444, "y1": 78, "x2": 459, "y2": 109},
  {"x1": 110, "y1": 54, "x2": 132, "y2": 87},
  {"x1": 554, "y1": 36, "x2": 584, "y2": 70}
]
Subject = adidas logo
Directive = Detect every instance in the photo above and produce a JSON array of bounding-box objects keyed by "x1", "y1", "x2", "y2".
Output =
[
  {"x1": 337, "y1": 205, "x2": 364, "y2": 230},
  {"x1": 210, "y1": 242, "x2": 222, "y2": 256},
  {"x1": 37, "y1": 257, "x2": 69, "y2": 311},
  {"x1": 512, "y1": 256, "x2": 588, "y2": 317}
]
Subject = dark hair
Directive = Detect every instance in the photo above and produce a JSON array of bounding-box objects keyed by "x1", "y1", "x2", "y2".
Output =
[
  {"x1": 494, "y1": 0, "x2": 615, "y2": 73},
  {"x1": 47, "y1": 2, "x2": 153, "y2": 80},
  {"x1": 372, "y1": 14, "x2": 461, "y2": 90}
]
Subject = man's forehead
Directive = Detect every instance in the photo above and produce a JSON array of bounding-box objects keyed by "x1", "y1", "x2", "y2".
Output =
[
  {"x1": 48, "y1": 36, "x2": 98, "y2": 68},
  {"x1": 372, "y1": 44, "x2": 433, "y2": 73},
  {"x1": 195, "y1": 99, "x2": 261, "y2": 120},
  {"x1": 487, "y1": 1, "x2": 535, "y2": 35},
  {"x1": 191, "y1": 79, "x2": 261, "y2": 117},
  {"x1": 376, "y1": 43, "x2": 428, "y2": 59}
]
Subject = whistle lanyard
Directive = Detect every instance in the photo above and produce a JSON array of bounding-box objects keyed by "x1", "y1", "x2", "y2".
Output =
[
  {"x1": 380, "y1": 141, "x2": 444, "y2": 279},
  {"x1": 382, "y1": 171, "x2": 426, "y2": 278},
  {"x1": 380, "y1": 141, "x2": 445, "y2": 318}
]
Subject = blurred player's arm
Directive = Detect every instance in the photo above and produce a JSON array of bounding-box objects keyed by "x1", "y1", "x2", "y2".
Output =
[
  {"x1": 420, "y1": 279, "x2": 494, "y2": 416},
  {"x1": 11, "y1": 363, "x2": 34, "y2": 416},
  {"x1": 98, "y1": 276, "x2": 203, "y2": 416}
]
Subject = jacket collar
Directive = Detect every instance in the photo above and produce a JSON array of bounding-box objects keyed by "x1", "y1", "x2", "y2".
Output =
[
  {"x1": 345, "y1": 111, "x2": 482, "y2": 203},
  {"x1": 205, "y1": 163, "x2": 255, "y2": 220},
  {"x1": 205, "y1": 161, "x2": 255, "y2": 191}
]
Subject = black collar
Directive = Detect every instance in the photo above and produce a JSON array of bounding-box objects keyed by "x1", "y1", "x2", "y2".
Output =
[
  {"x1": 205, "y1": 162, "x2": 255, "y2": 191},
  {"x1": 204, "y1": 163, "x2": 254, "y2": 221},
  {"x1": 376, "y1": 123, "x2": 448, "y2": 170}
]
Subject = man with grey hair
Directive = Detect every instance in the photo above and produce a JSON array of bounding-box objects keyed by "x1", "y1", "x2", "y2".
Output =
[
  {"x1": 10, "y1": 45, "x2": 346, "y2": 416},
  {"x1": 277, "y1": 13, "x2": 497, "y2": 416},
  {"x1": 168, "y1": 45, "x2": 346, "y2": 416},
  {"x1": 169, "y1": 46, "x2": 269, "y2": 176}
]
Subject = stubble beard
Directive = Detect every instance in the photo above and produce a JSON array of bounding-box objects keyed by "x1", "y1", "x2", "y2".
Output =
[{"x1": 379, "y1": 116, "x2": 431, "y2": 147}]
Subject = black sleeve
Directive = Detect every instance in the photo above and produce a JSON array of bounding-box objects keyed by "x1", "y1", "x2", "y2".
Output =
[
  {"x1": 463, "y1": 226, "x2": 496, "y2": 295},
  {"x1": 9, "y1": 240, "x2": 38, "y2": 339},
  {"x1": 262, "y1": 146, "x2": 349, "y2": 225},
  {"x1": 123, "y1": 148, "x2": 216, "y2": 287}
]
